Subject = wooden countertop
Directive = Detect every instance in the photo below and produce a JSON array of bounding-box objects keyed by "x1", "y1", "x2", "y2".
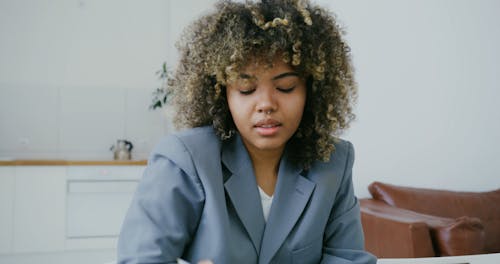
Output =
[{"x1": 0, "y1": 159, "x2": 147, "y2": 166}]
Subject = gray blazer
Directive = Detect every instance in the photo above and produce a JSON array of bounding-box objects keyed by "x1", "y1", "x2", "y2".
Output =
[{"x1": 117, "y1": 126, "x2": 376, "y2": 264}]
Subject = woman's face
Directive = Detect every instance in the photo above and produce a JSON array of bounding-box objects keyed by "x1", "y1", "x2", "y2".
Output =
[{"x1": 226, "y1": 58, "x2": 307, "y2": 155}]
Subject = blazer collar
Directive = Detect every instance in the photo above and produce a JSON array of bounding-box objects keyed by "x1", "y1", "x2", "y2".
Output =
[
  {"x1": 221, "y1": 133, "x2": 316, "y2": 262},
  {"x1": 222, "y1": 134, "x2": 266, "y2": 254}
]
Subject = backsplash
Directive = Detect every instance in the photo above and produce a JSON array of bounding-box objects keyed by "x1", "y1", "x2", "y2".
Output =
[
  {"x1": 0, "y1": 0, "x2": 217, "y2": 160},
  {"x1": 0, "y1": 83, "x2": 173, "y2": 160}
]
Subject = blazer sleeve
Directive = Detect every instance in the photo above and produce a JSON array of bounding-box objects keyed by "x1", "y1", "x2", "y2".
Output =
[
  {"x1": 117, "y1": 135, "x2": 205, "y2": 264},
  {"x1": 320, "y1": 141, "x2": 377, "y2": 264}
]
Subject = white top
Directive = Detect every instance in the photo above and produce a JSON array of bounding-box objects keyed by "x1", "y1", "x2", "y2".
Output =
[{"x1": 258, "y1": 186, "x2": 274, "y2": 222}]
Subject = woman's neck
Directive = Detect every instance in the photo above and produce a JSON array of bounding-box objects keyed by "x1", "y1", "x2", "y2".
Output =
[{"x1": 244, "y1": 145, "x2": 284, "y2": 196}]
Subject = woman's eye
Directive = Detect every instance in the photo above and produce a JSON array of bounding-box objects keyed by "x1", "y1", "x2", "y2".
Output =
[
  {"x1": 239, "y1": 89, "x2": 255, "y2": 95},
  {"x1": 277, "y1": 86, "x2": 296, "y2": 93}
]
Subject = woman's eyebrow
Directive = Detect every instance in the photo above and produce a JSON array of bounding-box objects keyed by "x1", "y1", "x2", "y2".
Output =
[{"x1": 272, "y1": 72, "x2": 300, "y2": 80}]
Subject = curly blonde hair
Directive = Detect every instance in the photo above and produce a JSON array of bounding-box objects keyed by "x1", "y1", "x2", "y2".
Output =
[{"x1": 169, "y1": 0, "x2": 357, "y2": 168}]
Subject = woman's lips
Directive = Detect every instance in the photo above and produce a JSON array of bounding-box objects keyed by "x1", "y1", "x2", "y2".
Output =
[{"x1": 254, "y1": 120, "x2": 281, "y2": 136}]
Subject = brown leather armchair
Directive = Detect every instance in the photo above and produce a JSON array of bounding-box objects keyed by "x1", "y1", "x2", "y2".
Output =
[{"x1": 360, "y1": 182, "x2": 500, "y2": 258}]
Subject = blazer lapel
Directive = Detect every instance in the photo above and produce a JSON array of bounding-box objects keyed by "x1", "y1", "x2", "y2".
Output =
[
  {"x1": 259, "y1": 151, "x2": 316, "y2": 264},
  {"x1": 222, "y1": 135, "x2": 266, "y2": 255}
]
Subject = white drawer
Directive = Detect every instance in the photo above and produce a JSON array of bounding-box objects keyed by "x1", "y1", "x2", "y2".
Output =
[{"x1": 66, "y1": 179, "x2": 138, "y2": 238}]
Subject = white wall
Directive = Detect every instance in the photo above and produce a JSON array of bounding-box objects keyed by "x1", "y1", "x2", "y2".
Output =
[
  {"x1": 0, "y1": 0, "x2": 173, "y2": 160},
  {"x1": 1, "y1": 0, "x2": 499, "y2": 196},
  {"x1": 323, "y1": 0, "x2": 500, "y2": 197}
]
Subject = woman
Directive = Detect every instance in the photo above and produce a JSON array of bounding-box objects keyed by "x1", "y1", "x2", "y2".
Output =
[{"x1": 118, "y1": 0, "x2": 376, "y2": 263}]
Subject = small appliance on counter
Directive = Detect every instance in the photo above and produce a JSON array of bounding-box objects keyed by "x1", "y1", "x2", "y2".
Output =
[{"x1": 110, "y1": 139, "x2": 133, "y2": 160}]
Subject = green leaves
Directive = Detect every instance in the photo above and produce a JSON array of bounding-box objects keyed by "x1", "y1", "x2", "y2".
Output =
[{"x1": 149, "y1": 62, "x2": 172, "y2": 110}]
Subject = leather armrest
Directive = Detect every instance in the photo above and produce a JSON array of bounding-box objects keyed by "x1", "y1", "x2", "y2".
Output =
[
  {"x1": 360, "y1": 199, "x2": 437, "y2": 258},
  {"x1": 360, "y1": 199, "x2": 486, "y2": 257}
]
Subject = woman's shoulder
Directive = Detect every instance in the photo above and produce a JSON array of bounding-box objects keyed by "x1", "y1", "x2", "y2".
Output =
[
  {"x1": 305, "y1": 138, "x2": 355, "y2": 191},
  {"x1": 156, "y1": 126, "x2": 218, "y2": 148},
  {"x1": 330, "y1": 137, "x2": 354, "y2": 163},
  {"x1": 308, "y1": 137, "x2": 354, "y2": 175},
  {"x1": 171, "y1": 126, "x2": 218, "y2": 141},
  {"x1": 151, "y1": 126, "x2": 221, "y2": 162}
]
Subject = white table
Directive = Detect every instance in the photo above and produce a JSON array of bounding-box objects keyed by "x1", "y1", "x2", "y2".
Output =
[
  {"x1": 378, "y1": 253, "x2": 500, "y2": 264},
  {"x1": 103, "y1": 253, "x2": 500, "y2": 264}
]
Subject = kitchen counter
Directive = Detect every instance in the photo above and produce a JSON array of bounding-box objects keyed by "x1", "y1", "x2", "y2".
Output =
[{"x1": 0, "y1": 159, "x2": 147, "y2": 166}]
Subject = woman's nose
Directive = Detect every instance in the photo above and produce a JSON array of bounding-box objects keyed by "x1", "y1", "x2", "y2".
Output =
[{"x1": 256, "y1": 87, "x2": 277, "y2": 114}]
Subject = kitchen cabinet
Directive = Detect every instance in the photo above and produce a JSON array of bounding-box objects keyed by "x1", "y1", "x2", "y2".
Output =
[
  {"x1": 13, "y1": 166, "x2": 66, "y2": 253},
  {"x1": 0, "y1": 167, "x2": 15, "y2": 254},
  {"x1": 0, "y1": 163, "x2": 145, "y2": 255}
]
